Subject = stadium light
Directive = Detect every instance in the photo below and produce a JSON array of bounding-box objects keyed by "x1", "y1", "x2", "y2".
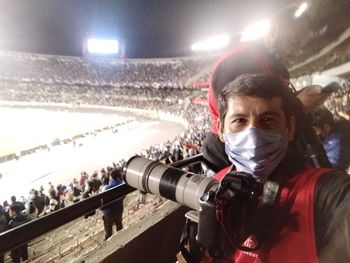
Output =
[
  {"x1": 240, "y1": 19, "x2": 270, "y2": 42},
  {"x1": 294, "y1": 2, "x2": 308, "y2": 18},
  {"x1": 191, "y1": 34, "x2": 230, "y2": 51},
  {"x1": 87, "y1": 39, "x2": 119, "y2": 54}
]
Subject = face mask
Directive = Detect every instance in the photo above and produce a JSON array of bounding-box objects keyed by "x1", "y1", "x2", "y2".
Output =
[{"x1": 224, "y1": 128, "x2": 288, "y2": 181}]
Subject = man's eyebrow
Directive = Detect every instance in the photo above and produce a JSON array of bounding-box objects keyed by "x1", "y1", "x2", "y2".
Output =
[
  {"x1": 227, "y1": 113, "x2": 248, "y2": 119},
  {"x1": 260, "y1": 111, "x2": 283, "y2": 117}
]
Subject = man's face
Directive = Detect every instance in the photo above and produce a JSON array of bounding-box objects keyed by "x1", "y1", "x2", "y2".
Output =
[{"x1": 218, "y1": 96, "x2": 295, "y2": 140}]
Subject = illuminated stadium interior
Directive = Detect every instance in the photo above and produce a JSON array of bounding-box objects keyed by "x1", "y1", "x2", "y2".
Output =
[{"x1": 0, "y1": 1, "x2": 349, "y2": 262}]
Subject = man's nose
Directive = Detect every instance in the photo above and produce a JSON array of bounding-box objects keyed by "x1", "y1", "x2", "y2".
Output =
[{"x1": 248, "y1": 119, "x2": 260, "y2": 129}]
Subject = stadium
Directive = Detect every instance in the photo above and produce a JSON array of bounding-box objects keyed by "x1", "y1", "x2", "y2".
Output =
[{"x1": 0, "y1": 1, "x2": 350, "y2": 263}]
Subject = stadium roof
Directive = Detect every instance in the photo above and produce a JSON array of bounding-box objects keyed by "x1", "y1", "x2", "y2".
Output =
[
  {"x1": 1, "y1": 0, "x2": 349, "y2": 78},
  {"x1": 0, "y1": 0, "x2": 295, "y2": 58}
]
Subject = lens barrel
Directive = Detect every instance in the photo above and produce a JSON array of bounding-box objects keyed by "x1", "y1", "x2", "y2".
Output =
[{"x1": 124, "y1": 156, "x2": 218, "y2": 210}]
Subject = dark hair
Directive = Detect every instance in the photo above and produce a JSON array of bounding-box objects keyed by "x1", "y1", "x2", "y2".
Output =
[
  {"x1": 29, "y1": 203, "x2": 36, "y2": 214},
  {"x1": 310, "y1": 107, "x2": 335, "y2": 128},
  {"x1": 9, "y1": 204, "x2": 20, "y2": 214},
  {"x1": 218, "y1": 74, "x2": 295, "y2": 126},
  {"x1": 87, "y1": 180, "x2": 94, "y2": 189},
  {"x1": 110, "y1": 168, "x2": 122, "y2": 180}
]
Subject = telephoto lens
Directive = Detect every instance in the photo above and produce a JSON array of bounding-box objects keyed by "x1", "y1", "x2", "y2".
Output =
[{"x1": 124, "y1": 155, "x2": 218, "y2": 211}]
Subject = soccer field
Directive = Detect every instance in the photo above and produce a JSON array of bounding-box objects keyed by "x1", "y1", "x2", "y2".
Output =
[
  {"x1": 0, "y1": 113, "x2": 185, "y2": 203},
  {"x1": 0, "y1": 106, "x2": 130, "y2": 156},
  {"x1": 0, "y1": 103, "x2": 187, "y2": 204}
]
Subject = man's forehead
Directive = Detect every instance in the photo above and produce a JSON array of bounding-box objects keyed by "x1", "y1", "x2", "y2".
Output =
[{"x1": 227, "y1": 96, "x2": 284, "y2": 114}]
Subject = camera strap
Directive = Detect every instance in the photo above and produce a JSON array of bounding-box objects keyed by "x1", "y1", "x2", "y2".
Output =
[
  {"x1": 215, "y1": 173, "x2": 280, "y2": 253},
  {"x1": 179, "y1": 212, "x2": 203, "y2": 263}
]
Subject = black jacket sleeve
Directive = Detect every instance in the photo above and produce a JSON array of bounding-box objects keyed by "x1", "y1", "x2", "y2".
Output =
[{"x1": 314, "y1": 171, "x2": 350, "y2": 262}]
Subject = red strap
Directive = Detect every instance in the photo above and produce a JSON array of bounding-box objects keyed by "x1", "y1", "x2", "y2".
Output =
[{"x1": 214, "y1": 166, "x2": 231, "y2": 181}]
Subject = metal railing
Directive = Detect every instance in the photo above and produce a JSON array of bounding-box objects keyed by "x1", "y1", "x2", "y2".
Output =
[
  {"x1": 0, "y1": 153, "x2": 207, "y2": 254},
  {"x1": 0, "y1": 183, "x2": 134, "y2": 254}
]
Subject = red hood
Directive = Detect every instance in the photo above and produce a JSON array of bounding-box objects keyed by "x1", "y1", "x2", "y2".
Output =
[{"x1": 208, "y1": 44, "x2": 274, "y2": 134}]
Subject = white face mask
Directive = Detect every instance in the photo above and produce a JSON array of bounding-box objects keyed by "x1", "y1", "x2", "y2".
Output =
[{"x1": 224, "y1": 127, "x2": 288, "y2": 181}]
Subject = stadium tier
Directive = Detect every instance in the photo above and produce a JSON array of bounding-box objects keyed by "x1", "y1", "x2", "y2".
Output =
[{"x1": 0, "y1": 51, "x2": 217, "y2": 89}]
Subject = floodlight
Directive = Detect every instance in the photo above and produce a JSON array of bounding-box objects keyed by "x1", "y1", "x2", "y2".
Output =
[
  {"x1": 240, "y1": 19, "x2": 270, "y2": 42},
  {"x1": 191, "y1": 34, "x2": 230, "y2": 51},
  {"x1": 294, "y1": 2, "x2": 308, "y2": 18},
  {"x1": 87, "y1": 39, "x2": 119, "y2": 54}
]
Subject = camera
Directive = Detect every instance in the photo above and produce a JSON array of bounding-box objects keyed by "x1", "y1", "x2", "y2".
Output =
[
  {"x1": 124, "y1": 156, "x2": 277, "y2": 260},
  {"x1": 124, "y1": 155, "x2": 218, "y2": 211}
]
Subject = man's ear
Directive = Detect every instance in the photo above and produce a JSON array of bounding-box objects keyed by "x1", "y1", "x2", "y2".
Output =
[
  {"x1": 324, "y1": 124, "x2": 332, "y2": 137},
  {"x1": 217, "y1": 118, "x2": 225, "y2": 142},
  {"x1": 287, "y1": 115, "x2": 296, "y2": 141}
]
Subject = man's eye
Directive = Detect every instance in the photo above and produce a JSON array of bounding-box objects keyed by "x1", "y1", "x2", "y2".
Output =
[
  {"x1": 263, "y1": 116, "x2": 273, "y2": 122},
  {"x1": 261, "y1": 116, "x2": 276, "y2": 125},
  {"x1": 232, "y1": 118, "x2": 246, "y2": 124}
]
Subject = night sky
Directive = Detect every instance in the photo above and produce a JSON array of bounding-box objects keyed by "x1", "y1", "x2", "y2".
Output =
[{"x1": 0, "y1": 0, "x2": 292, "y2": 58}]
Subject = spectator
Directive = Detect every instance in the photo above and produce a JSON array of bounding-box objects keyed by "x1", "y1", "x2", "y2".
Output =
[
  {"x1": 8, "y1": 204, "x2": 30, "y2": 263},
  {"x1": 310, "y1": 107, "x2": 350, "y2": 171},
  {"x1": 72, "y1": 179, "x2": 82, "y2": 203},
  {"x1": 79, "y1": 172, "x2": 88, "y2": 192},
  {"x1": 32, "y1": 190, "x2": 46, "y2": 215},
  {"x1": 0, "y1": 205, "x2": 7, "y2": 263},
  {"x1": 100, "y1": 168, "x2": 125, "y2": 240},
  {"x1": 39, "y1": 187, "x2": 50, "y2": 208},
  {"x1": 59, "y1": 185, "x2": 69, "y2": 208},
  {"x1": 100, "y1": 176, "x2": 110, "y2": 192},
  {"x1": 56, "y1": 184, "x2": 66, "y2": 208},
  {"x1": 82, "y1": 181, "x2": 95, "y2": 199},
  {"x1": 90, "y1": 171, "x2": 102, "y2": 193},
  {"x1": 10, "y1": 196, "x2": 25, "y2": 212},
  {"x1": 82, "y1": 180, "x2": 97, "y2": 219},
  {"x1": 48, "y1": 190, "x2": 59, "y2": 212},
  {"x1": 25, "y1": 200, "x2": 38, "y2": 220}
]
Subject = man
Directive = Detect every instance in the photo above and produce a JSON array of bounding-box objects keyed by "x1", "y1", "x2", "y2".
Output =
[
  {"x1": 32, "y1": 189, "x2": 45, "y2": 215},
  {"x1": 100, "y1": 168, "x2": 125, "y2": 240},
  {"x1": 10, "y1": 196, "x2": 25, "y2": 212},
  {"x1": 310, "y1": 107, "x2": 350, "y2": 171},
  {"x1": 72, "y1": 178, "x2": 82, "y2": 203},
  {"x1": 202, "y1": 6, "x2": 331, "y2": 173},
  {"x1": 0, "y1": 206, "x2": 7, "y2": 263},
  {"x1": 210, "y1": 74, "x2": 350, "y2": 263},
  {"x1": 8, "y1": 204, "x2": 30, "y2": 263},
  {"x1": 90, "y1": 171, "x2": 102, "y2": 193}
]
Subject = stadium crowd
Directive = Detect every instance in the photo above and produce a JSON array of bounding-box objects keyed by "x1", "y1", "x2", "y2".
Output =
[
  {"x1": 0, "y1": 98, "x2": 209, "y2": 215},
  {"x1": 0, "y1": 51, "x2": 217, "y2": 88},
  {"x1": 0, "y1": 71, "x2": 211, "y2": 261},
  {"x1": 0, "y1": 81, "x2": 195, "y2": 108},
  {"x1": 0, "y1": 48, "x2": 349, "y2": 263},
  {"x1": 325, "y1": 85, "x2": 350, "y2": 117}
]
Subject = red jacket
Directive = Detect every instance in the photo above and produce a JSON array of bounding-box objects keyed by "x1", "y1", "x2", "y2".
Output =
[{"x1": 215, "y1": 167, "x2": 334, "y2": 263}]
